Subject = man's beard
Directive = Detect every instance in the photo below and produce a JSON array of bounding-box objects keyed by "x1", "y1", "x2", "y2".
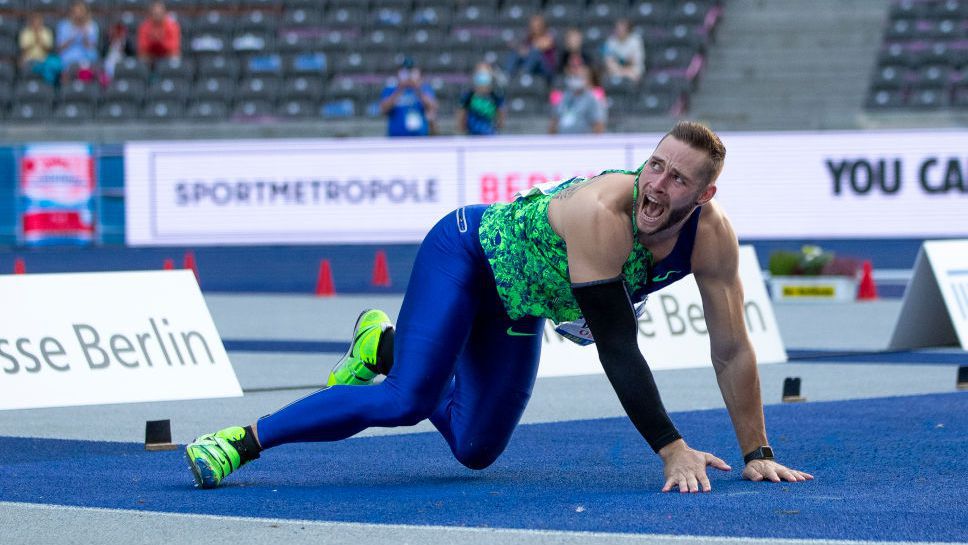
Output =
[{"x1": 641, "y1": 199, "x2": 697, "y2": 236}]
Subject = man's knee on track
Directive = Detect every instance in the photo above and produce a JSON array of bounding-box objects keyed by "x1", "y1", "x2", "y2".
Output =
[{"x1": 452, "y1": 442, "x2": 503, "y2": 470}]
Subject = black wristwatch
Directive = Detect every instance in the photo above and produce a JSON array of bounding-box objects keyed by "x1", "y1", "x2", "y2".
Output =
[{"x1": 743, "y1": 446, "x2": 775, "y2": 464}]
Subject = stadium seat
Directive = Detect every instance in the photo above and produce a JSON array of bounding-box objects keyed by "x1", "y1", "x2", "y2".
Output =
[
  {"x1": 411, "y1": 5, "x2": 453, "y2": 28},
  {"x1": 327, "y1": 76, "x2": 372, "y2": 102},
  {"x1": 155, "y1": 57, "x2": 196, "y2": 81},
  {"x1": 97, "y1": 100, "x2": 142, "y2": 121},
  {"x1": 454, "y1": 4, "x2": 499, "y2": 26},
  {"x1": 276, "y1": 98, "x2": 317, "y2": 118},
  {"x1": 909, "y1": 87, "x2": 949, "y2": 108},
  {"x1": 321, "y1": 97, "x2": 356, "y2": 118},
  {"x1": 651, "y1": 46, "x2": 699, "y2": 69},
  {"x1": 233, "y1": 30, "x2": 274, "y2": 53},
  {"x1": 197, "y1": 55, "x2": 241, "y2": 80},
  {"x1": 866, "y1": 88, "x2": 906, "y2": 109},
  {"x1": 14, "y1": 80, "x2": 55, "y2": 103},
  {"x1": 233, "y1": 98, "x2": 275, "y2": 117},
  {"x1": 634, "y1": 91, "x2": 676, "y2": 115},
  {"x1": 241, "y1": 0, "x2": 278, "y2": 8},
  {"x1": 144, "y1": 100, "x2": 187, "y2": 121},
  {"x1": 60, "y1": 78, "x2": 100, "y2": 103},
  {"x1": 165, "y1": 0, "x2": 199, "y2": 9},
  {"x1": 10, "y1": 100, "x2": 52, "y2": 122},
  {"x1": 285, "y1": 52, "x2": 328, "y2": 76},
  {"x1": 205, "y1": 0, "x2": 240, "y2": 11},
  {"x1": 670, "y1": 1, "x2": 714, "y2": 24},
  {"x1": 581, "y1": 25, "x2": 610, "y2": 51},
  {"x1": 190, "y1": 32, "x2": 229, "y2": 55},
  {"x1": 244, "y1": 53, "x2": 284, "y2": 76},
  {"x1": 629, "y1": 1, "x2": 669, "y2": 25},
  {"x1": 544, "y1": 1, "x2": 586, "y2": 26},
  {"x1": 326, "y1": 6, "x2": 368, "y2": 27},
  {"x1": 499, "y1": 0, "x2": 541, "y2": 26},
  {"x1": 370, "y1": 5, "x2": 410, "y2": 29},
  {"x1": 282, "y1": 76, "x2": 324, "y2": 101},
  {"x1": 871, "y1": 65, "x2": 908, "y2": 90},
  {"x1": 586, "y1": 1, "x2": 630, "y2": 24},
  {"x1": 238, "y1": 76, "x2": 282, "y2": 101},
  {"x1": 281, "y1": 8, "x2": 323, "y2": 29},
  {"x1": 195, "y1": 10, "x2": 237, "y2": 35},
  {"x1": 238, "y1": 9, "x2": 277, "y2": 33},
  {"x1": 54, "y1": 101, "x2": 95, "y2": 122},
  {"x1": 114, "y1": 58, "x2": 150, "y2": 81},
  {"x1": 188, "y1": 99, "x2": 230, "y2": 120},
  {"x1": 194, "y1": 76, "x2": 237, "y2": 101},
  {"x1": 147, "y1": 77, "x2": 192, "y2": 102},
  {"x1": 404, "y1": 28, "x2": 446, "y2": 50},
  {"x1": 507, "y1": 95, "x2": 547, "y2": 116},
  {"x1": 915, "y1": 64, "x2": 951, "y2": 88},
  {"x1": 331, "y1": 52, "x2": 372, "y2": 74},
  {"x1": 0, "y1": 62, "x2": 15, "y2": 84},
  {"x1": 362, "y1": 29, "x2": 404, "y2": 52},
  {"x1": 953, "y1": 85, "x2": 968, "y2": 107},
  {"x1": 507, "y1": 73, "x2": 549, "y2": 97}
]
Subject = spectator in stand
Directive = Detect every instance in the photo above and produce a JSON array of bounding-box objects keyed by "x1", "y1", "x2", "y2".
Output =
[
  {"x1": 103, "y1": 20, "x2": 135, "y2": 81},
  {"x1": 137, "y1": 1, "x2": 181, "y2": 66},
  {"x1": 19, "y1": 13, "x2": 61, "y2": 85},
  {"x1": 379, "y1": 57, "x2": 437, "y2": 137},
  {"x1": 504, "y1": 14, "x2": 556, "y2": 82},
  {"x1": 557, "y1": 27, "x2": 595, "y2": 76},
  {"x1": 56, "y1": 0, "x2": 99, "y2": 79},
  {"x1": 603, "y1": 19, "x2": 645, "y2": 84},
  {"x1": 457, "y1": 62, "x2": 505, "y2": 136},
  {"x1": 549, "y1": 64, "x2": 606, "y2": 135}
]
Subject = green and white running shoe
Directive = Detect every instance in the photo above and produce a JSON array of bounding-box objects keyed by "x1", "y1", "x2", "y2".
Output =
[
  {"x1": 185, "y1": 426, "x2": 258, "y2": 489},
  {"x1": 327, "y1": 308, "x2": 394, "y2": 386}
]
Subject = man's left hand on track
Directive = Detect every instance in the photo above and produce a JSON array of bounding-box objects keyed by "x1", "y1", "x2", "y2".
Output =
[{"x1": 742, "y1": 459, "x2": 814, "y2": 483}]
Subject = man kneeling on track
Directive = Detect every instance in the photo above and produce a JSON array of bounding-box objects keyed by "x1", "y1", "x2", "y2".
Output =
[{"x1": 186, "y1": 121, "x2": 814, "y2": 493}]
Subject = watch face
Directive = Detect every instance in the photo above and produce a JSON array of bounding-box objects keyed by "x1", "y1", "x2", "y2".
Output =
[{"x1": 761, "y1": 446, "x2": 775, "y2": 458}]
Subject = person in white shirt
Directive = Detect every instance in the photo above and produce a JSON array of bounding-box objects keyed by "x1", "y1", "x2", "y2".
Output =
[{"x1": 603, "y1": 19, "x2": 645, "y2": 84}]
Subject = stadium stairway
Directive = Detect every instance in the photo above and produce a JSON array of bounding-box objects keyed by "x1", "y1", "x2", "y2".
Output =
[{"x1": 689, "y1": 0, "x2": 890, "y2": 130}]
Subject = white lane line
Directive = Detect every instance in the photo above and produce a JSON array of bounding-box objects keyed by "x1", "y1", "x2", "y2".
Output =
[{"x1": 0, "y1": 501, "x2": 950, "y2": 545}]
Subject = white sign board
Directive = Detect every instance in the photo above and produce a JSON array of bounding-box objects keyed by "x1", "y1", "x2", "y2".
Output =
[
  {"x1": 125, "y1": 139, "x2": 462, "y2": 245},
  {"x1": 889, "y1": 239, "x2": 968, "y2": 350},
  {"x1": 537, "y1": 246, "x2": 786, "y2": 377},
  {"x1": 0, "y1": 270, "x2": 242, "y2": 410},
  {"x1": 125, "y1": 130, "x2": 968, "y2": 246}
]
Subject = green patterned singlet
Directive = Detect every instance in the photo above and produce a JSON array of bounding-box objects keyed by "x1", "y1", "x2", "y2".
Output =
[{"x1": 478, "y1": 166, "x2": 655, "y2": 323}]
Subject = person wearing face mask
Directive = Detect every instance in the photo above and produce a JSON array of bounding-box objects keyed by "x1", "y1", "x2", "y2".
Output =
[
  {"x1": 457, "y1": 63, "x2": 505, "y2": 136},
  {"x1": 549, "y1": 65, "x2": 606, "y2": 135},
  {"x1": 379, "y1": 57, "x2": 438, "y2": 137}
]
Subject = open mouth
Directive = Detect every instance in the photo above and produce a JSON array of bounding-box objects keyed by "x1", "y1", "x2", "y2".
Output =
[{"x1": 641, "y1": 194, "x2": 666, "y2": 224}]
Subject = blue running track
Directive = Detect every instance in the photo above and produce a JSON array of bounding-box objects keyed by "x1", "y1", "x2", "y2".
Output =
[{"x1": 0, "y1": 393, "x2": 964, "y2": 542}]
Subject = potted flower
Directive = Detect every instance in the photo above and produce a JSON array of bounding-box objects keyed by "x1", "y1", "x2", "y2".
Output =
[{"x1": 767, "y1": 245, "x2": 862, "y2": 302}]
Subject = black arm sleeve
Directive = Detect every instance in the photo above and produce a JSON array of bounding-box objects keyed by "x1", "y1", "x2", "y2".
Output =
[{"x1": 572, "y1": 277, "x2": 682, "y2": 452}]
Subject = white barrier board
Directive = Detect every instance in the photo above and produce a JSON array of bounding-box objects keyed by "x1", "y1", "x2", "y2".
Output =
[
  {"x1": 0, "y1": 270, "x2": 242, "y2": 410},
  {"x1": 537, "y1": 246, "x2": 787, "y2": 377},
  {"x1": 126, "y1": 130, "x2": 968, "y2": 246},
  {"x1": 889, "y1": 239, "x2": 968, "y2": 350}
]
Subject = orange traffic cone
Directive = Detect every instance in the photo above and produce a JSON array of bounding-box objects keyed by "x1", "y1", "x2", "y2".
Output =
[
  {"x1": 13, "y1": 258, "x2": 25, "y2": 274},
  {"x1": 857, "y1": 260, "x2": 878, "y2": 301},
  {"x1": 315, "y1": 259, "x2": 335, "y2": 297},
  {"x1": 163, "y1": 258, "x2": 175, "y2": 270},
  {"x1": 372, "y1": 250, "x2": 391, "y2": 287}
]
